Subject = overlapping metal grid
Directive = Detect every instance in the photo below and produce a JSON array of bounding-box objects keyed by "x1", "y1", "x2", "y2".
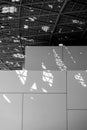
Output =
[{"x1": 0, "y1": 0, "x2": 87, "y2": 70}]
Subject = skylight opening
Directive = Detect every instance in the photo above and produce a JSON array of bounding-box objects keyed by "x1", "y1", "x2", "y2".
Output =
[
  {"x1": 12, "y1": 0, "x2": 20, "y2": 2},
  {"x1": 8, "y1": 16, "x2": 13, "y2": 19},
  {"x1": 13, "y1": 53, "x2": 25, "y2": 58},
  {"x1": 72, "y1": 19, "x2": 84, "y2": 25},
  {"x1": 48, "y1": 4, "x2": 53, "y2": 9},
  {"x1": 41, "y1": 26, "x2": 50, "y2": 32},
  {"x1": 2, "y1": 6, "x2": 17, "y2": 13},
  {"x1": 24, "y1": 25, "x2": 29, "y2": 29},
  {"x1": 28, "y1": 16, "x2": 37, "y2": 22},
  {"x1": 6, "y1": 61, "x2": 14, "y2": 65},
  {"x1": 0, "y1": 40, "x2": 2, "y2": 43},
  {"x1": 59, "y1": 28, "x2": 62, "y2": 33},
  {"x1": 1, "y1": 26, "x2": 4, "y2": 29},
  {"x1": 29, "y1": 7, "x2": 34, "y2": 12},
  {"x1": 59, "y1": 44, "x2": 63, "y2": 46},
  {"x1": 13, "y1": 39, "x2": 20, "y2": 43}
]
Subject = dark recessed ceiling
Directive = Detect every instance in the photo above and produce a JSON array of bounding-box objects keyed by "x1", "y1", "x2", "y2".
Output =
[
  {"x1": 20, "y1": 0, "x2": 87, "y2": 46},
  {"x1": 0, "y1": 0, "x2": 87, "y2": 70}
]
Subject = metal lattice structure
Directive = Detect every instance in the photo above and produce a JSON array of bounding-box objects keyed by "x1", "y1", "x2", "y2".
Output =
[{"x1": 0, "y1": 0, "x2": 87, "y2": 69}]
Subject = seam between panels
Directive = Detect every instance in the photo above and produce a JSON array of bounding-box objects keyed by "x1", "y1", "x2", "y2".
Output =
[
  {"x1": 62, "y1": 46, "x2": 63, "y2": 62},
  {"x1": 67, "y1": 109, "x2": 87, "y2": 110},
  {"x1": 19, "y1": 0, "x2": 25, "y2": 56},
  {"x1": 0, "y1": 92, "x2": 67, "y2": 94},
  {"x1": 66, "y1": 71, "x2": 68, "y2": 130},
  {"x1": 21, "y1": 93, "x2": 24, "y2": 130}
]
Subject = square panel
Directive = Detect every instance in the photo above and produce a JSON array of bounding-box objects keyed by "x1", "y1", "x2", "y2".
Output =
[
  {"x1": 67, "y1": 71, "x2": 87, "y2": 109},
  {"x1": 25, "y1": 46, "x2": 63, "y2": 70},
  {"x1": 63, "y1": 46, "x2": 87, "y2": 70},
  {"x1": 25, "y1": 71, "x2": 66, "y2": 93},
  {"x1": 68, "y1": 110, "x2": 87, "y2": 130},
  {"x1": 0, "y1": 71, "x2": 25, "y2": 92},
  {"x1": 0, "y1": 94, "x2": 22, "y2": 130},
  {"x1": 23, "y1": 94, "x2": 66, "y2": 130}
]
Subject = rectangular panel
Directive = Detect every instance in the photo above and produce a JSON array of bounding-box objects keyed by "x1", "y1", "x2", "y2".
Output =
[
  {"x1": 0, "y1": 70, "x2": 66, "y2": 93},
  {"x1": 67, "y1": 71, "x2": 87, "y2": 109},
  {"x1": 68, "y1": 110, "x2": 87, "y2": 130},
  {"x1": 0, "y1": 71, "x2": 25, "y2": 92},
  {"x1": 63, "y1": 46, "x2": 87, "y2": 70},
  {"x1": 0, "y1": 94, "x2": 22, "y2": 130},
  {"x1": 23, "y1": 94, "x2": 66, "y2": 130},
  {"x1": 25, "y1": 46, "x2": 63, "y2": 70}
]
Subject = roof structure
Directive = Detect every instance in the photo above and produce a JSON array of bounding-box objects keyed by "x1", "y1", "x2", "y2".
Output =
[
  {"x1": 20, "y1": 0, "x2": 87, "y2": 45},
  {"x1": 0, "y1": 0, "x2": 87, "y2": 69}
]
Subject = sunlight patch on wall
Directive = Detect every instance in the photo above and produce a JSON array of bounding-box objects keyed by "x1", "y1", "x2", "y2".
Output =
[
  {"x1": 16, "y1": 69, "x2": 28, "y2": 85},
  {"x1": 53, "y1": 48, "x2": 67, "y2": 71},
  {"x1": 30, "y1": 82, "x2": 38, "y2": 92},
  {"x1": 63, "y1": 46, "x2": 76, "y2": 64},
  {"x1": 42, "y1": 62, "x2": 53, "y2": 88},
  {"x1": 41, "y1": 88, "x2": 48, "y2": 93},
  {"x1": 74, "y1": 73, "x2": 87, "y2": 87},
  {"x1": 3, "y1": 94, "x2": 11, "y2": 103}
]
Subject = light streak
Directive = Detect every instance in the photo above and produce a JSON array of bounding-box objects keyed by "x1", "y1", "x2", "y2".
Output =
[
  {"x1": 15, "y1": 69, "x2": 28, "y2": 85},
  {"x1": 41, "y1": 88, "x2": 47, "y2": 93},
  {"x1": 3, "y1": 94, "x2": 11, "y2": 103},
  {"x1": 53, "y1": 48, "x2": 67, "y2": 71},
  {"x1": 64, "y1": 46, "x2": 76, "y2": 64}
]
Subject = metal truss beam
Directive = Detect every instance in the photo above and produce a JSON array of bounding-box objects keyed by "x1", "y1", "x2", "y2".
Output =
[{"x1": 49, "y1": 0, "x2": 69, "y2": 45}]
